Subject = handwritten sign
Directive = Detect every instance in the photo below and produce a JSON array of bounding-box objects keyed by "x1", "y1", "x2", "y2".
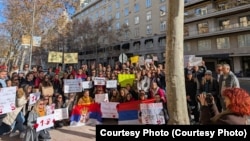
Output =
[
  {"x1": 101, "y1": 102, "x2": 119, "y2": 118},
  {"x1": 140, "y1": 103, "x2": 165, "y2": 125},
  {"x1": 82, "y1": 81, "x2": 93, "y2": 89},
  {"x1": 36, "y1": 114, "x2": 55, "y2": 132},
  {"x1": 29, "y1": 92, "x2": 41, "y2": 105},
  {"x1": 64, "y1": 79, "x2": 83, "y2": 93},
  {"x1": 46, "y1": 104, "x2": 55, "y2": 115},
  {"x1": 118, "y1": 74, "x2": 135, "y2": 87},
  {"x1": 184, "y1": 55, "x2": 202, "y2": 66},
  {"x1": 138, "y1": 56, "x2": 145, "y2": 66},
  {"x1": 54, "y1": 108, "x2": 69, "y2": 121},
  {"x1": 106, "y1": 80, "x2": 117, "y2": 88},
  {"x1": 95, "y1": 93, "x2": 109, "y2": 103},
  {"x1": 0, "y1": 87, "x2": 16, "y2": 115},
  {"x1": 94, "y1": 77, "x2": 106, "y2": 85},
  {"x1": 130, "y1": 56, "x2": 139, "y2": 64}
]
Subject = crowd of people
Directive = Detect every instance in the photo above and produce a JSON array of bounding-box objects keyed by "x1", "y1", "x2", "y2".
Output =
[{"x1": 0, "y1": 60, "x2": 249, "y2": 140}]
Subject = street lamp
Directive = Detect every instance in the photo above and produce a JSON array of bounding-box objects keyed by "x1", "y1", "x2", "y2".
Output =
[{"x1": 29, "y1": 0, "x2": 37, "y2": 70}]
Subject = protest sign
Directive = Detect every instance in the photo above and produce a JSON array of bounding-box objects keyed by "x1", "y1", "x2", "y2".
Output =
[
  {"x1": 36, "y1": 114, "x2": 55, "y2": 132},
  {"x1": 94, "y1": 77, "x2": 106, "y2": 85},
  {"x1": 54, "y1": 108, "x2": 69, "y2": 121},
  {"x1": 64, "y1": 79, "x2": 83, "y2": 93},
  {"x1": 118, "y1": 74, "x2": 135, "y2": 87},
  {"x1": 95, "y1": 93, "x2": 109, "y2": 103},
  {"x1": 29, "y1": 92, "x2": 41, "y2": 105},
  {"x1": 140, "y1": 103, "x2": 165, "y2": 125},
  {"x1": 0, "y1": 87, "x2": 16, "y2": 115},
  {"x1": 82, "y1": 81, "x2": 93, "y2": 89},
  {"x1": 101, "y1": 102, "x2": 119, "y2": 118},
  {"x1": 106, "y1": 80, "x2": 117, "y2": 88}
]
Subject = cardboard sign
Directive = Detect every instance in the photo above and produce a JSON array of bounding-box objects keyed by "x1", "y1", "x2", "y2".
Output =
[
  {"x1": 106, "y1": 80, "x2": 117, "y2": 88},
  {"x1": 130, "y1": 56, "x2": 139, "y2": 64},
  {"x1": 41, "y1": 86, "x2": 54, "y2": 96},
  {"x1": 94, "y1": 77, "x2": 106, "y2": 85},
  {"x1": 95, "y1": 93, "x2": 109, "y2": 103},
  {"x1": 64, "y1": 79, "x2": 83, "y2": 93},
  {"x1": 82, "y1": 81, "x2": 93, "y2": 89},
  {"x1": 54, "y1": 108, "x2": 69, "y2": 121},
  {"x1": 101, "y1": 102, "x2": 119, "y2": 118},
  {"x1": 36, "y1": 114, "x2": 55, "y2": 132},
  {"x1": 29, "y1": 92, "x2": 41, "y2": 105},
  {"x1": 0, "y1": 87, "x2": 16, "y2": 115}
]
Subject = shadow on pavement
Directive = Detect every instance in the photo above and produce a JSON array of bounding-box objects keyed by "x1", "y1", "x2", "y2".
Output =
[{"x1": 56, "y1": 128, "x2": 95, "y2": 139}]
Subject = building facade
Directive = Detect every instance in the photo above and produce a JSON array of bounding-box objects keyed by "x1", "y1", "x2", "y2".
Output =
[{"x1": 73, "y1": 0, "x2": 250, "y2": 76}]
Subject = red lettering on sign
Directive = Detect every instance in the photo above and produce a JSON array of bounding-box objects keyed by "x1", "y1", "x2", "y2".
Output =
[{"x1": 10, "y1": 103, "x2": 15, "y2": 110}]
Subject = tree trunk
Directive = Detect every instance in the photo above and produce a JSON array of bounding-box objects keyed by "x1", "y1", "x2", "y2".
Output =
[{"x1": 166, "y1": 0, "x2": 190, "y2": 124}]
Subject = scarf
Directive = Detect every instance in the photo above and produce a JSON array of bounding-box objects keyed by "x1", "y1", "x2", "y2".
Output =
[
  {"x1": 38, "y1": 108, "x2": 46, "y2": 117},
  {"x1": 79, "y1": 96, "x2": 93, "y2": 105}
]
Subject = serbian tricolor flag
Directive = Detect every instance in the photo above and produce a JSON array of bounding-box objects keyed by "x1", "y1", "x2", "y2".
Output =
[
  {"x1": 117, "y1": 101, "x2": 141, "y2": 125},
  {"x1": 86, "y1": 103, "x2": 102, "y2": 125},
  {"x1": 70, "y1": 105, "x2": 90, "y2": 125}
]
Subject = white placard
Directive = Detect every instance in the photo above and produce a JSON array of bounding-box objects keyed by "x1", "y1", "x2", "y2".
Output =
[
  {"x1": 145, "y1": 59, "x2": 153, "y2": 63},
  {"x1": 29, "y1": 92, "x2": 41, "y2": 105},
  {"x1": 94, "y1": 77, "x2": 106, "y2": 85},
  {"x1": 0, "y1": 87, "x2": 17, "y2": 115},
  {"x1": 95, "y1": 93, "x2": 109, "y2": 103},
  {"x1": 138, "y1": 56, "x2": 145, "y2": 66},
  {"x1": 46, "y1": 104, "x2": 55, "y2": 115},
  {"x1": 106, "y1": 80, "x2": 117, "y2": 88},
  {"x1": 184, "y1": 55, "x2": 202, "y2": 67},
  {"x1": 140, "y1": 103, "x2": 165, "y2": 125},
  {"x1": 101, "y1": 102, "x2": 119, "y2": 118},
  {"x1": 64, "y1": 79, "x2": 83, "y2": 93},
  {"x1": 36, "y1": 114, "x2": 55, "y2": 132},
  {"x1": 82, "y1": 81, "x2": 93, "y2": 89},
  {"x1": 54, "y1": 108, "x2": 69, "y2": 121}
]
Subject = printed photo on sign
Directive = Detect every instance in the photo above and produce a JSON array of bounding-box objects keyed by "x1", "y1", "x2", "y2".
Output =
[
  {"x1": 29, "y1": 92, "x2": 41, "y2": 105},
  {"x1": 64, "y1": 79, "x2": 83, "y2": 93},
  {"x1": 54, "y1": 108, "x2": 69, "y2": 121},
  {"x1": 36, "y1": 114, "x2": 55, "y2": 132},
  {"x1": 101, "y1": 102, "x2": 119, "y2": 118},
  {"x1": 46, "y1": 104, "x2": 55, "y2": 115},
  {"x1": 140, "y1": 103, "x2": 165, "y2": 125},
  {"x1": 94, "y1": 77, "x2": 106, "y2": 85},
  {"x1": 95, "y1": 93, "x2": 109, "y2": 103},
  {"x1": 0, "y1": 87, "x2": 17, "y2": 115},
  {"x1": 106, "y1": 80, "x2": 117, "y2": 88},
  {"x1": 82, "y1": 81, "x2": 93, "y2": 89}
]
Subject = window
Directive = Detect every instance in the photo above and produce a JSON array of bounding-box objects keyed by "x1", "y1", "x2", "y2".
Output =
[
  {"x1": 198, "y1": 40, "x2": 211, "y2": 51},
  {"x1": 160, "y1": 5, "x2": 166, "y2": 16},
  {"x1": 159, "y1": 38, "x2": 166, "y2": 46},
  {"x1": 134, "y1": 43, "x2": 140, "y2": 50},
  {"x1": 134, "y1": 16, "x2": 139, "y2": 24},
  {"x1": 146, "y1": 25, "x2": 152, "y2": 34},
  {"x1": 217, "y1": 37, "x2": 230, "y2": 49},
  {"x1": 197, "y1": 22, "x2": 209, "y2": 34},
  {"x1": 124, "y1": 7, "x2": 129, "y2": 16},
  {"x1": 146, "y1": 11, "x2": 152, "y2": 21},
  {"x1": 184, "y1": 42, "x2": 191, "y2": 52},
  {"x1": 95, "y1": 12, "x2": 99, "y2": 19},
  {"x1": 146, "y1": 0, "x2": 152, "y2": 8},
  {"x1": 124, "y1": 0, "x2": 129, "y2": 4},
  {"x1": 134, "y1": 3, "x2": 139, "y2": 13},
  {"x1": 146, "y1": 41, "x2": 153, "y2": 48},
  {"x1": 108, "y1": 5, "x2": 112, "y2": 12},
  {"x1": 108, "y1": 15, "x2": 112, "y2": 20},
  {"x1": 184, "y1": 26, "x2": 189, "y2": 36},
  {"x1": 124, "y1": 31, "x2": 129, "y2": 40},
  {"x1": 238, "y1": 34, "x2": 250, "y2": 48},
  {"x1": 239, "y1": 16, "x2": 250, "y2": 27},
  {"x1": 100, "y1": 10, "x2": 105, "y2": 16},
  {"x1": 134, "y1": 28, "x2": 140, "y2": 37},
  {"x1": 195, "y1": 7, "x2": 207, "y2": 16},
  {"x1": 160, "y1": 0, "x2": 166, "y2": 3},
  {"x1": 124, "y1": 19, "x2": 129, "y2": 26},
  {"x1": 116, "y1": 1, "x2": 120, "y2": 9},
  {"x1": 160, "y1": 21, "x2": 166, "y2": 31},
  {"x1": 219, "y1": 20, "x2": 230, "y2": 30},
  {"x1": 96, "y1": 3, "x2": 99, "y2": 9},
  {"x1": 116, "y1": 22, "x2": 120, "y2": 30},
  {"x1": 116, "y1": 12, "x2": 120, "y2": 19}
]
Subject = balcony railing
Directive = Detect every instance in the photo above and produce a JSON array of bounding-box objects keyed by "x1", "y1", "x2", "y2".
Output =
[{"x1": 184, "y1": 22, "x2": 250, "y2": 39}]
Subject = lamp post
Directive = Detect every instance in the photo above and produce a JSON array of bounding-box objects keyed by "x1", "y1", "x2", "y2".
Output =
[{"x1": 29, "y1": 0, "x2": 37, "y2": 70}]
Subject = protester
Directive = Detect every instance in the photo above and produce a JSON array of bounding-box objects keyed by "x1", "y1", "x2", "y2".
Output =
[{"x1": 198, "y1": 87, "x2": 250, "y2": 125}]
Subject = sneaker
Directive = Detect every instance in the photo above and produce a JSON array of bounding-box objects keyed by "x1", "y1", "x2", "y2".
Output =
[
  {"x1": 9, "y1": 132, "x2": 19, "y2": 137},
  {"x1": 20, "y1": 132, "x2": 25, "y2": 138}
]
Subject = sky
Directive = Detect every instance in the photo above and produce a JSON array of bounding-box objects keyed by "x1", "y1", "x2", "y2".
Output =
[{"x1": 0, "y1": 2, "x2": 6, "y2": 23}]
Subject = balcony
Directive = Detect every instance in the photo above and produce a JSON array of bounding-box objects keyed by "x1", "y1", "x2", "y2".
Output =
[
  {"x1": 184, "y1": 0, "x2": 207, "y2": 7},
  {"x1": 184, "y1": 3, "x2": 250, "y2": 23},
  {"x1": 184, "y1": 22, "x2": 250, "y2": 40}
]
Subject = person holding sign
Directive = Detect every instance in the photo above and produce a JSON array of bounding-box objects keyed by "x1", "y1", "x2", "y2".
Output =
[
  {"x1": 24, "y1": 99, "x2": 51, "y2": 141},
  {"x1": 54, "y1": 94, "x2": 67, "y2": 128},
  {"x1": 39, "y1": 75, "x2": 54, "y2": 105}
]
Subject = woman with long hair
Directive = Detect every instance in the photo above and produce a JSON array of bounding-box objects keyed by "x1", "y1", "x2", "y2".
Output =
[{"x1": 198, "y1": 87, "x2": 250, "y2": 125}]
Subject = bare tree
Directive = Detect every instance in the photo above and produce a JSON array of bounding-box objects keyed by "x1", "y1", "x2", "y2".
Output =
[{"x1": 166, "y1": 0, "x2": 190, "y2": 124}]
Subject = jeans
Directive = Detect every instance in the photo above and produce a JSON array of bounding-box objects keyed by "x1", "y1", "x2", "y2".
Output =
[
  {"x1": 12, "y1": 112, "x2": 25, "y2": 133},
  {"x1": 0, "y1": 122, "x2": 11, "y2": 135}
]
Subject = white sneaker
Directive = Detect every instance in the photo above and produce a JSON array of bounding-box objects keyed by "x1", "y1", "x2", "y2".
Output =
[
  {"x1": 20, "y1": 132, "x2": 25, "y2": 138},
  {"x1": 9, "y1": 132, "x2": 19, "y2": 137}
]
